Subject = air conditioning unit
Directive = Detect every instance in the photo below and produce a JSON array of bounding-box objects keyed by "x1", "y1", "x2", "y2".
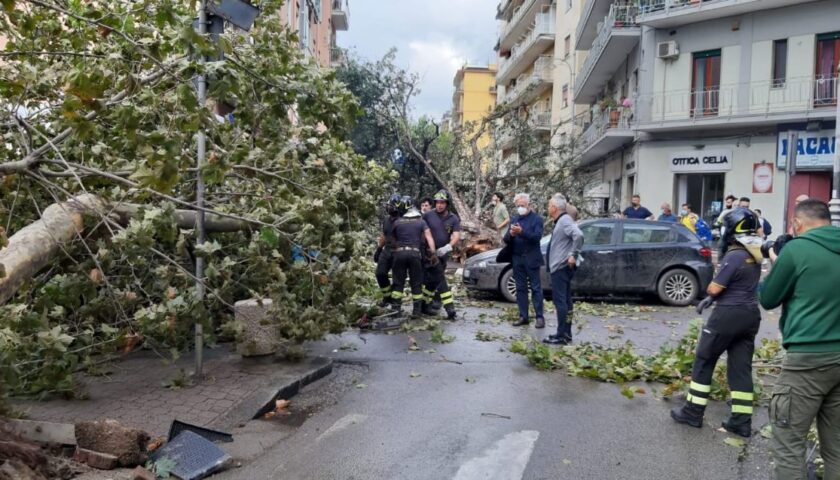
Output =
[{"x1": 657, "y1": 41, "x2": 679, "y2": 59}]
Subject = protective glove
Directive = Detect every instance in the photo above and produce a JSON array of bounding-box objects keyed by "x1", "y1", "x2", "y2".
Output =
[
  {"x1": 373, "y1": 246, "x2": 382, "y2": 263},
  {"x1": 695, "y1": 296, "x2": 714, "y2": 315},
  {"x1": 436, "y1": 244, "x2": 453, "y2": 257}
]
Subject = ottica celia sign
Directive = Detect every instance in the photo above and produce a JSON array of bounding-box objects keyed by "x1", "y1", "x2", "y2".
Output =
[{"x1": 669, "y1": 150, "x2": 733, "y2": 172}]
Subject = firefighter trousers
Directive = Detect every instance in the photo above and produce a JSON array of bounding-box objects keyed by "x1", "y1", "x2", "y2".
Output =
[
  {"x1": 391, "y1": 250, "x2": 424, "y2": 304},
  {"x1": 375, "y1": 247, "x2": 393, "y2": 299},
  {"x1": 423, "y1": 253, "x2": 453, "y2": 308},
  {"x1": 685, "y1": 305, "x2": 761, "y2": 415}
]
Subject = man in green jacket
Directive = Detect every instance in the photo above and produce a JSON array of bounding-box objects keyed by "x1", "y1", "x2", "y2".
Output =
[{"x1": 759, "y1": 200, "x2": 840, "y2": 480}]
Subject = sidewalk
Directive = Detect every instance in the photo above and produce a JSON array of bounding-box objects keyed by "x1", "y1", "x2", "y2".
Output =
[{"x1": 12, "y1": 345, "x2": 332, "y2": 438}]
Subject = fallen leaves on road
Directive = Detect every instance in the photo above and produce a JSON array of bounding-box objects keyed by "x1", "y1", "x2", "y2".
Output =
[
  {"x1": 465, "y1": 376, "x2": 477, "y2": 383},
  {"x1": 724, "y1": 437, "x2": 746, "y2": 448},
  {"x1": 408, "y1": 336, "x2": 420, "y2": 351},
  {"x1": 355, "y1": 383, "x2": 367, "y2": 389},
  {"x1": 620, "y1": 385, "x2": 646, "y2": 400},
  {"x1": 409, "y1": 372, "x2": 422, "y2": 378},
  {"x1": 563, "y1": 459, "x2": 572, "y2": 465},
  {"x1": 264, "y1": 399, "x2": 292, "y2": 418},
  {"x1": 475, "y1": 330, "x2": 507, "y2": 342},
  {"x1": 430, "y1": 328, "x2": 455, "y2": 344},
  {"x1": 147, "y1": 437, "x2": 165, "y2": 452}
]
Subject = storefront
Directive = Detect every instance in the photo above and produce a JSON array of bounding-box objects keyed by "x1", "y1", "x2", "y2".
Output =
[
  {"x1": 670, "y1": 149, "x2": 731, "y2": 225},
  {"x1": 777, "y1": 127, "x2": 836, "y2": 227}
]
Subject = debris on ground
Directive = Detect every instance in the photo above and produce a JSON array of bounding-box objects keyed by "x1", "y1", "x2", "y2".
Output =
[
  {"x1": 475, "y1": 330, "x2": 508, "y2": 342},
  {"x1": 264, "y1": 399, "x2": 292, "y2": 419},
  {"x1": 0, "y1": 420, "x2": 79, "y2": 479},
  {"x1": 430, "y1": 328, "x2": 455, "y2": 344},
  {"x1": 74, "y1": 419, "x2": 150, "y2": 468},
  {"x1": 150, "y1": 430, "x2": 230, "y2": 480}
]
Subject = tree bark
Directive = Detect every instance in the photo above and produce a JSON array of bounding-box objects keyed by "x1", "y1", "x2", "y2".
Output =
[{"x1": 0, "y1": 195, "x2": 250, "y2": 305}]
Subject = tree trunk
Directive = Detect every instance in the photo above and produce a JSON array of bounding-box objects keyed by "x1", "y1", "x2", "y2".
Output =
[{"x1": 0, "y1": 195, "x2": 250, "y2": 305}]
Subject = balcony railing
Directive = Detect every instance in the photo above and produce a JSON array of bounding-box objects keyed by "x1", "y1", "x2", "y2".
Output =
[
  {"x1": 331, "y1": 0, "x2": 349, "y2": 30},
  {"x1": 497, "y1": 14, "x2": 556, "y2": 81},
  {"x1": 574, "y1": 4, "x2": 639, "y2": 95},
  {"x1": 499, "y1": 0, "x2": 542, "y2": 46},
  {"x1": 578, "y1": 107, "x2": 633, "y2": 150},
  {"x1": 645, "y1": 75, "x2": 839, "y2": 124},
  {"x1": 501, "y1": 56, "x2": 554, "y2": 104},
  {"x1": 529, "y1": 111, "x2": 552, "y2": 130}
]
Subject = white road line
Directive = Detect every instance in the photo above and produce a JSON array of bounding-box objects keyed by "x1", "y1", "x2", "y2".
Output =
[
  {"x1": 453, "y1": 430, "x2": 540, "y2": 480},
  {"x1": 316, "y1": 413, "x2": 367, "y2": 442}
]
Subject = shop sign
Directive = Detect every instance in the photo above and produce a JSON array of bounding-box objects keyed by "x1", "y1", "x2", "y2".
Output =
[
  {"x1": 753, "y1": 163, "x2": 774, "y2": 194},
  {"x1": 777, "y1": 130, "x2": 836, "y2": 169},
  {"x1": 669, "y1": 150, "x2": 733, "y2": 173}
]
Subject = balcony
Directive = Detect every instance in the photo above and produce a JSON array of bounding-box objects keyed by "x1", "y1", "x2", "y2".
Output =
[
  {"x1": 577, "y1": 107, "x2": 635, "y2": 165},
  {"x1": 573, "y1": 4, "x2": 640, "y2": 104},
  {"x1": 331, "y1": 0, "x2": 349, "y2": 31},
  {"x1": 496, "y1": 14, "x2": 556, "y2": 84},
  {"x1": 637, "y1": 0, "x2": 819, "y2": 28},
  {"x1": 499, "y1": 0, "x2": 552, "y2": 52},
  {"x1": 529, "y1": 111, "x2": 552, "y2": 131},
  {"x1": 577, "y1": 0, "x2": 626, "y2": 50},
  {"x1": 501, "y1": 56, "x2": 554, "y2": 106},
  {"x1": 496, "y1": 0, "x2": 515, "y2": 20},
  {"x1": 639, "y1": 75, "x2": 838, "y2": 132},
  {"x1": 330, "y1": 47, "x2": 347, "y2": 67}
]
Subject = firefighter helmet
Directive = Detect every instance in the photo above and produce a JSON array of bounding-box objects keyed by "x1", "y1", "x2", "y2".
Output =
[{"x1": 722, "y1": 208, "x2": 759, "y2": 244}]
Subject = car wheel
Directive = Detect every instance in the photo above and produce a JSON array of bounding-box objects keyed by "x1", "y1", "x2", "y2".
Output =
[
  {"x1": 499, "y1": 268, "x2": 517, "y2": 303},
  {"x1": 657, "y1": 269, "x2": 699, "y2": 306}
]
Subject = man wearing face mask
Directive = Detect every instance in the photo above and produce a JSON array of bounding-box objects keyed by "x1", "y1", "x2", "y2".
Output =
[
  {"x1": 759, "y1": 200, "x2": 840, "y2": 479},
  {"x1": 505, "y1": 193, "x2": 546, "y2": 328},
  {"x1": 421, "y1": 190, "x2": 461, "y2": 320}
]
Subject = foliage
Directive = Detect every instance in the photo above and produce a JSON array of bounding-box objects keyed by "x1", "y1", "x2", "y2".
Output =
[
  {"x1": 429, "y1": 328, "x2": 455, "y2": 344},
  {"x1": 0, "y1": 0, "x2": 390, "y2": 396}
]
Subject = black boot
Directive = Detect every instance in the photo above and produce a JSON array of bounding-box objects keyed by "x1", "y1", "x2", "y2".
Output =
[
  {"x1": 444, "y1": 304, "x2": 456, "y2": 321},
  {"x1": 422, "y1": 302, "x2": 440, "y2": 316},
  {"x1": 412, "y1": 301, "x2": 423, "y2": 319},
  {"x1": 722, "y1": 414, "x2": 752, "y2": 438},
  {"x1": 670, "y1": 402, "x2": 705, "y2": 428}
]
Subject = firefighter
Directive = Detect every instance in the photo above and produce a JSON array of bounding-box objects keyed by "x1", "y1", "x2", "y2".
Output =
[
  {"x1": 374, "y1": 194, "x2": 400, "y2": 306},
  {"x1": 389, "y1": 196, "x2": 436, "y2": 317},
  {"x1": 671, "y1": 208, "x2": 763, "y2": 438},
  {"x1": 422, "y1": 190, "x2": 461, "y2": 320}
]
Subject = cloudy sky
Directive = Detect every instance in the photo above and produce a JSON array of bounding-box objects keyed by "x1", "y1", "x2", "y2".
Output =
[{"x1": 338, "y1": 0, "x2": 499, "y2": 119}]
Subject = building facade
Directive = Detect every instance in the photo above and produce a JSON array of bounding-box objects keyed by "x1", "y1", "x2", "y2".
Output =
[
  {"x1": 572, "y1": 0, "x2": 838, "y2": 232},
  {"x1": 280, "y1": 0, "x2": 349, "y2": 68},
  {"x1": 451, "y1": 65, "x2": 499, "y2": 149}
]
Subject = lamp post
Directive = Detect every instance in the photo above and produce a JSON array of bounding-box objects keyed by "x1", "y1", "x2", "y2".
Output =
[{"x1": 831, "y1": 64, "x2": 840, "y2": 227}]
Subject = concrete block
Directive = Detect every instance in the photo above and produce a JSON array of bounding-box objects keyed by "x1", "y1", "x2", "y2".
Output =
[
  {"x1": 7, "y1": 419, "x2": 75, "y2": 445},
  {"x1": 74, "y1": 448, "x2": 119, "y2": 470},
  {"x1": 131, "y1": 466, "x2": 156, "y2": 480},
  {"x1": 234, "y1": 298, "x2": 281, "y2": 357}
]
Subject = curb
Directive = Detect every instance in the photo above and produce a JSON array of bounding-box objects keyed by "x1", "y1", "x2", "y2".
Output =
[{"x1": 213, "y1": 356, "x2": 333, "y2": 430}]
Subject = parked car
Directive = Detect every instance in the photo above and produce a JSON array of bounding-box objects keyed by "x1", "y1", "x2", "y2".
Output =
[{"x1": 462, "y1": 219, "x2": 713, "y2": 306}]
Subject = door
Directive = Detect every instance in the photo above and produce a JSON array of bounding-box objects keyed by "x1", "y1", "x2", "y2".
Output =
[
  {"x1": 692, "y1": 50, "x2": 721, "y2": 117},
  {"x1": 616, "y1": 222, "x2": 676, "y2": 291},
  {"x1": 573, "y1": 221, "x2": 618, "y2": 294},
  {"x1": 815, "y1": 32, "x2": 840, "y2": 107}
]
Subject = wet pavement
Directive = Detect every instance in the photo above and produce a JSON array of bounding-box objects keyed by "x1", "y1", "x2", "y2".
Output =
[{"x1": 214, "y1": 295, "x2": 781, "y2": 480}]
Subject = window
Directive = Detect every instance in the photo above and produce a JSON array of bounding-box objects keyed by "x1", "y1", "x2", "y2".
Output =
[
  {"x1": 772, "y1": 39, "x2": 787, "y2": 88},
  {"x1": 564, "y1": 35, "x2": 571, "y2": 59},
  {"x1": 562, "y1": 84, "x2": 569, "y2": 108},
  {"x1": 621, "y1": 225, "x2": 673, "y2": 244},
  {"x1": 581, "y1": 224, "x2": 615, "y2": 246},
  {"x1": 691, "y1": 49, "x2": 721, "y2": 117},
  {"x1": 815, "y1": 32, "x2": 840, "y2": 107}
]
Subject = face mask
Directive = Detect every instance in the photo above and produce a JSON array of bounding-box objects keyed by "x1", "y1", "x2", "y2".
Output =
[
  {"x1": 517, "y1": 207, "x2": 528, "y2": 216},
  {"x1": 679, "y1": 209, "x2": 687, "y2": 216},
  {"x1": 660, "y1": 210, "x2": 665, "y2": 216}
]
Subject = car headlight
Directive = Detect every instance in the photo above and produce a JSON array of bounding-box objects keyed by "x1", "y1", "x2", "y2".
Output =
[{"x1": 477, "y1": 261, "x2": 488, "y2": 269}]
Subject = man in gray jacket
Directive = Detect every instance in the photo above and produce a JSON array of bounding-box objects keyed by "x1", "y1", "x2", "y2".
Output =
[{"x1": 543, "y1": 194, "x2": 584, "y2": 345}]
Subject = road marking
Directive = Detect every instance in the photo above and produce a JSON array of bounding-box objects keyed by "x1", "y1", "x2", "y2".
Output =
[
  {"x1": 453, "y1": 430, "x2": 540, "y2": 480},
  {"x1": 316, "y1": 414, "x2": 367, "y2": 442}
]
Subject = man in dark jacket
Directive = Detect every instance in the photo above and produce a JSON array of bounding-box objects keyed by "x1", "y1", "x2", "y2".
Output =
[
  {"x1": 504, "y1": 193, "x2": 545, "y2": 328},
  {"x1": 759, "y1": 200, "x2": 840, "y2": 480}
]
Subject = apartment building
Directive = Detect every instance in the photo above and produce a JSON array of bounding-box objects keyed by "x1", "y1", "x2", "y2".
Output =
[
  {"x1": 551, "y1": 0, "x2": 586, "y2": 139},
  {"x1": 494, "y1": 0, "x2": 558, "y2": 166},
  {"x1": 572, "y1": 0, "x2": 838, "y2": 231},
  {"x1": 451, "y1": 65, "x2": 498, "y2": 149},
  {"x1": 280, "y1": 0, "x2": 349, "y2": 68}
]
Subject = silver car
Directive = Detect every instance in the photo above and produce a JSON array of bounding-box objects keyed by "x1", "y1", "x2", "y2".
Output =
[{"x1": 462, "y1": 219, "x2": 714, "y2": 306}]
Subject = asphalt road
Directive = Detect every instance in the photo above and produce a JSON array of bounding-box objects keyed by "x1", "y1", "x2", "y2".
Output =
[{"x1": 215, "y1": 297, "x2": 780, "y2": 480}]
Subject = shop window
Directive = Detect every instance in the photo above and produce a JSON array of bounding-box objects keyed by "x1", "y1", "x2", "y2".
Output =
[
  {"x1": 677, "y1": 173, "x2": 725, "y2": 226},
  {"x1": 772, "y1": 39, "x2": 787, "y2": 88},
  {"x1": 691, "y1": 49, "x2": 721, "y2": 117},
  {"x1": 815, "y1": 32, "x2": 840, "y2": 107}
]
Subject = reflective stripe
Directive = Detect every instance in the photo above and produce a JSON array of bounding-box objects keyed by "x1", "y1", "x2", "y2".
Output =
[
  {"x1": 690, "y1": 381, "x2": 711, "y2": 393},
  {"x1": 731, "y1": 391, "x2": 754, "y2": 401},
  {"x1": 732, "y1": 405, "x2": 753, "y2": 414},
  {"x1": 381, "y1": 287, "x2": 391, "y2": 292},
  {"x1": 686, "y1": 394, "x2": 708, "y2": 406},
  {"x1": 412, "y1": 294, "x2": 424, "y2": 300},
  {"x1": 442, "y1": 297, "x2": 455, "y2": 305},
  {"x1": 440, "y1": 291, "x2": 453, "y2": 299},
  {"x1": 422, "y1": 287, "x2": 435, "y2": 296},
  {"x1": 391, "y1": 291, "x2": 404, "y2": 299}
]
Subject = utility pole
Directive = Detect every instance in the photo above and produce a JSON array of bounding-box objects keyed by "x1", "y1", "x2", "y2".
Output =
[
  {"x1": 831, "y1": 64, "x2": 840, "y2": 227},
  {"x1": 784, "y1": 132, "x2": 798, "y2": 233},
  {"x1": 194, "y1": 0, "x2": 208, "y2": 380}
]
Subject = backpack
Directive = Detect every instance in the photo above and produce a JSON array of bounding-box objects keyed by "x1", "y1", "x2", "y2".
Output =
[{"x1": 695, "y1": 218, "x2": 713, "y2": 241}]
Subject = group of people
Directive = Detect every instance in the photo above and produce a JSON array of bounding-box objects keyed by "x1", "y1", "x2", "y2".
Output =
[
  {"x1": 374, "y1": 190, "x2": 461, "y2": 319},
  {"x1": 668, "y1": 198, "x2": 840, "y2": 480},
  {"x1": 498, "y1": 193, "x2": 583, "y2": 346}
]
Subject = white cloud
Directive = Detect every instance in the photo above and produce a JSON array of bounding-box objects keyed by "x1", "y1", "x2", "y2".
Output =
[{"x1": 406, "y1": 39, "x2": 468, "y2": 118}]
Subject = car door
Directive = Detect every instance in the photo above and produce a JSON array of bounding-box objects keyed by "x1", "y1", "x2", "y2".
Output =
[
  {"x1": 615, "y1": 222, "x2": 677, "y2": 292},
  {"x1": 573, "y1": 221, "x2": 618, "y2": 294}
]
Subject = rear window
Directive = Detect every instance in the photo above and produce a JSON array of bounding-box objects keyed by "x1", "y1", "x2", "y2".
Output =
[
  {"x1": 581, "y1": 223, "x2": 614, "y2": 245},
  {"x1": 621, "y1": 224, "x2": 673, "y2": 244}
]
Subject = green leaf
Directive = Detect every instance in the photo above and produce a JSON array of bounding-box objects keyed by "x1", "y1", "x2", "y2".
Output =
[
  {"x1": 260, "y1": 227, "x2": 279, "y2": 248},
  {"x1": 723, "y1": 437, "x2": 746, "y2": 448}
]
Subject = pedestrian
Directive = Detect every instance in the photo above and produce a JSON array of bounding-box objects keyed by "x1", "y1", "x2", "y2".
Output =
[
  {"x1": 491, "y1": 192, "x2": 511, "y2": 239},
  {"x1": 738, "y1": 197, "x2": 764, "y2": 238},
  {"x1": 716, "y1": 195, "x2": 738, "y2": 227},
  {"x1": 389, "y1": 196, "x2": 436, "y2": 318},
  {"x1": 671, "y1": 208, "x2": 763, "y2": 437},
  {"x1": 566, "y1": 203, "x2": 579, "y2": 221},
  {"x1": 787, "y1": 194, "x2": 809, "y2": 235},
  {"x1": 419, "y1": 197, "x2": 433, "y2": 215},
  {"x1": 504, "y1": 193, "x2": 545, "y2": 328},
  {"x1": 759, "y1": 200, "x2": 840, "y2": 479},
  {"x1": 658, "y1": 203, "x2": 678, "y2": 223},
  {"x1": 754, "y1": 209, "x2": 772, "y2": 240},
  {"x1": 679, "y1": 203, "x2": 699, "y2": 233},
  {"x1": 622, "y1": 194, "x2": 654, "y2": 220},
  {"x1": 375, "y1": 194, "x2": 400, "y2": 306},
  {"x1": 543, "y1": 194, "x2": 583, "y2": 345},
  {"x1": 421, "y1": 190, "x2": 461, "y2": 320}
]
